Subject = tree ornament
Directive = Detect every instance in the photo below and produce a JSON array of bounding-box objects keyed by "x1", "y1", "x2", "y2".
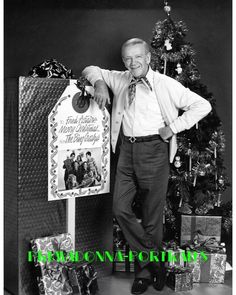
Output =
[
  {"x1": 215, "y1": 168, "x2": 218, "y2": 190},
  {"x1": 164, "y1": 39, "x2": 172, "y2": 51},
  {"x1": 218, "y1": 175, "x2": 224, "y2": 185},
  {"x1": 193, "y1": 174, "x2": 197, "y2": 187},
  {"x1": 214, "y1": 146, "x2": 217, "y2": 158},
  {"x1": 174, "y1": 156, "x2": 181, "y2": 168},
  {"x1": 175, "y1": 63, "x2": 183, "y2": 74},
  {"x1": 164, "y1": 1, "x2": 171, "y2": 16},
  {"x1": 216, "y1": 192, "x2": 222, "y2": 207},
  {"x1": 187, "y1": 143, "x2": 192, "y2": 171},
  {"x1": 163, "y1": 57, "x2": 167, "y2": 75},
  {"x1": 199, "y1": 169, "x2": 206, "y2": 177},
  {"x1": 190, "y1": 69, "x2": 201, "y2": 81},
  {"x1": 177, "y1": 190, "x2": 182, "y2": 208}
]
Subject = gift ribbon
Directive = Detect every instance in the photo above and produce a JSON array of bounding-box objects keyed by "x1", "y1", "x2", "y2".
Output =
[
  {"x1": 200, "y1": 255, "x2": 211, "y2": 282},
  {"x1": 167, "y1": 266, "x2": 192, "y2": 274},
  {"x1": 190, "y1": 216, "x2": 197, "y2": 242},
  {"x1": 125, "y1": 245, "x2": 131, "y2": 272},
  {"x1": 188, "y1": 236, "x2": 226, "y2": 254}
]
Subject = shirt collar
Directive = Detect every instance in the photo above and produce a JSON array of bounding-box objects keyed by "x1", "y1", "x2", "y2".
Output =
[
  {"x1": 129, "y1": 66, "x2": 154, "y2": 85},
  {"x1": 146, "y1": 67, "x2": 154, "y2": 89}
]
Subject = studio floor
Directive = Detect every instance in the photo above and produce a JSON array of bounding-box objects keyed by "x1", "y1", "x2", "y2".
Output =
[
  {"x1": 96, "y1": 271, "x2": 232, "y2": 295},
  {"x1": 4, "y1": 270, "x2": 232, "y2": 295}
]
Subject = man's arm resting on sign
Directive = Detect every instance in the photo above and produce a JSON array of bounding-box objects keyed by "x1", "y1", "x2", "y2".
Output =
[{"x1": 94, "y1": 80, "x2": 111, "y2": 110}]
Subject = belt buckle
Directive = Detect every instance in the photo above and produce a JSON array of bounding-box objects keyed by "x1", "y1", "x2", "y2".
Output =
[{"x1": 129, "y1": 136, "x2": 136, "y2": 143}]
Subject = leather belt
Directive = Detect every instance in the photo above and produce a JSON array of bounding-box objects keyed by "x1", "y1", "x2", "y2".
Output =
[{"x1": 123, "y1": 134, "x2": 161, "y2": 143}]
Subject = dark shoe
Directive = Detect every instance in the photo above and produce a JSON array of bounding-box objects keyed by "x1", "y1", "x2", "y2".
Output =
[
  {"x1": 131, "y1": 278, "x2": 150, "y2": 295},
  {"x1": 148, "y1": 262, "x2": 166, "y2": 291},
  {"x1": 152, "y1": 267, "x2": 166, "y2": 291}
]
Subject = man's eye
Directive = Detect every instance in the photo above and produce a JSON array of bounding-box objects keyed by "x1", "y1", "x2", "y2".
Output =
[{"x1": 124, "y1": 58, "x2": 131, "y2": 63}]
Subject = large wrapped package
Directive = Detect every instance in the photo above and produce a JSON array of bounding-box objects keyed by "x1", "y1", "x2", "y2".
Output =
[
  {"x1": 4, "y1": 77, "x2": 112, "y2": 294},
  {"x1": 180, "y1": 215, "x2": 222, "y2": 246}
]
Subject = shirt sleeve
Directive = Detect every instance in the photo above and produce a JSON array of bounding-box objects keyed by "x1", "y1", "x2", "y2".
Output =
[
  {"x1": 82, "y1": 65, "x2": 127, "y2": 92},
  {"x1": 166, "y1": 78, "x2": 212, "y2": 134}
]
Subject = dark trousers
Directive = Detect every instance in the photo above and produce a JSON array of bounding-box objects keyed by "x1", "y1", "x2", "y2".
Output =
[{"x1": 113, "y1": 138, "x2": 169, "y2": 278}]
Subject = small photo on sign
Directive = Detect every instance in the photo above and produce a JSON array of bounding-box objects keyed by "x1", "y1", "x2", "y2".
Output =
[{"x1": 58, "y1": 148, "x2": 102, "y2": 191}]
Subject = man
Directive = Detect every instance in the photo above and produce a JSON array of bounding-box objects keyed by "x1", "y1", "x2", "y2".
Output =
[
  {"x1": 85, "y1": 151, "x2": 99, "y2": 180},
  {"x1": 82, "y1": 38, "x2": 211, "y2": 294},
  {"x1": 63, "y1": 152, "x2": 75, "y2": 190}
]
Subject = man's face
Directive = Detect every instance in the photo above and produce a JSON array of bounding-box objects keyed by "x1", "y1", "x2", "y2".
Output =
[{"x1": 122, "y1": 44, "x2": 151, "y2": 78}]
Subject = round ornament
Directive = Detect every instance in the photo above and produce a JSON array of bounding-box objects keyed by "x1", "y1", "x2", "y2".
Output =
[
  {"x1": 175, "y1": 63, "x2": 182, "y2": 74},
  {"x1": 164, "y1": 4, "x2": 171, "y2": 15},
  {"x1": 218, "y1": 175, "x2": 224, "y2": 185},
  {"x1": 164, "y1": 39, "x2": 172, "y2": 51},
  {"x1": 174, "y1": 156, "x2": 181, "y2": 168}
]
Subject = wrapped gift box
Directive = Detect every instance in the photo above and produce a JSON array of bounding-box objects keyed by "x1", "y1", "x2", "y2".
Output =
[
  {"x1": 113, "y1": 260, "x2": 135, "y2": 272},
  {"x1": 162, "y1": 241, "x2": 185, "y2": 267},
  {"x1": 31, "y1": 233, "x2": 74, "y2": 294},
  {"x1": 113, "y1": 246, "x2": 135, "y2": 273},
  {"x1": 180, "y1": 215, "x2": 222, "y2": 246},
  {"x1": 186, "y1": 251, "x2": 226, "y2": 283},
  {"x1": 165, "y1": 248, "x2": 185, "y2": 268},
  {"x1": 31, "y1": 233, "x2": 99, "y2": 294},
  {"x1": 113, "y1": 220, "x2": 134, "y2": 272},
  {"x1": 166, "y1": 266, "x2": 193, "y2": 292}
]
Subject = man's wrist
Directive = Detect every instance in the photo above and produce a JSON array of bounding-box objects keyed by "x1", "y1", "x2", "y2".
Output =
[{"x1": 94, "y1": 80, "x2": 107, "y2": 89}]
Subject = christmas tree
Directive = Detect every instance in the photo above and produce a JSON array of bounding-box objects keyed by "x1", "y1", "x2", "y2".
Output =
[{"x1": 149, "y1": 2, "x2": 231, "y2": 241}]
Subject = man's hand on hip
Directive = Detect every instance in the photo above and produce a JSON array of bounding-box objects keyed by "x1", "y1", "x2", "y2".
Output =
[
  {"x1": 159, "y1": 126, "x2": 174, "y2": 142},
  {"x1": 94, "y1": 80, "x2": 111, "y2": 110}
]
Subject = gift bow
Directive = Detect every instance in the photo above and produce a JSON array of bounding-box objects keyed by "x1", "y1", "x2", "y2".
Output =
[
  {"x1": 162, "y1": 240, "x2": 179, "y2": 251},
  {"x1": 187, "y1": 235, "x2": 226, "y2": 253},
  {"x1": 167, "y1": 265, "x2": 192, "y2": 274}
]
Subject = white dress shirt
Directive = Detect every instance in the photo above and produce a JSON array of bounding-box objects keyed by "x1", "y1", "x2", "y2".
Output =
[{"x1": 122, "y1": 68, "x2": 165, "y2": 137}]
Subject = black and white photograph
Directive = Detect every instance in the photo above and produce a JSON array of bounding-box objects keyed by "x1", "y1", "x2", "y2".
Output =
[
  {"x1": 4, "y1": 1, "x2": 233, "y2": 295},
  {"x1": 59, "y1": 148, "x2": 102, "y2": 191}
]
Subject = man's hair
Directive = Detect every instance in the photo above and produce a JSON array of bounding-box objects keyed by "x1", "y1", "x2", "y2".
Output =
[
  {"x1": 86, "y1": 151, "x2": 91, "y2": 157},
  {"x1": 70, "y1": 152, "x2": 75, "y2": 157},
  {"x1": 121, "y1": 38, "x2": 150, "y2": 56}
]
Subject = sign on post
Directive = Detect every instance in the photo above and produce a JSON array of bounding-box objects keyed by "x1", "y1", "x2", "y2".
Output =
[{"x1": 48, "y1": 80, "x2": 110, "y2": 201}]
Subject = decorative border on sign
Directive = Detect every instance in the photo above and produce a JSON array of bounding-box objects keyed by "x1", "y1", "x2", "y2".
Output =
[{"x1": 49, "y1": 94, "x2": 110, "y2": 199}]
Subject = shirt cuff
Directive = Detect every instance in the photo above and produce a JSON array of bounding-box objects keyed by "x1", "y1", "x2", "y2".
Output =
[{"x1": 169, "y1": 123, "x2": 178, "y2": 135}]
